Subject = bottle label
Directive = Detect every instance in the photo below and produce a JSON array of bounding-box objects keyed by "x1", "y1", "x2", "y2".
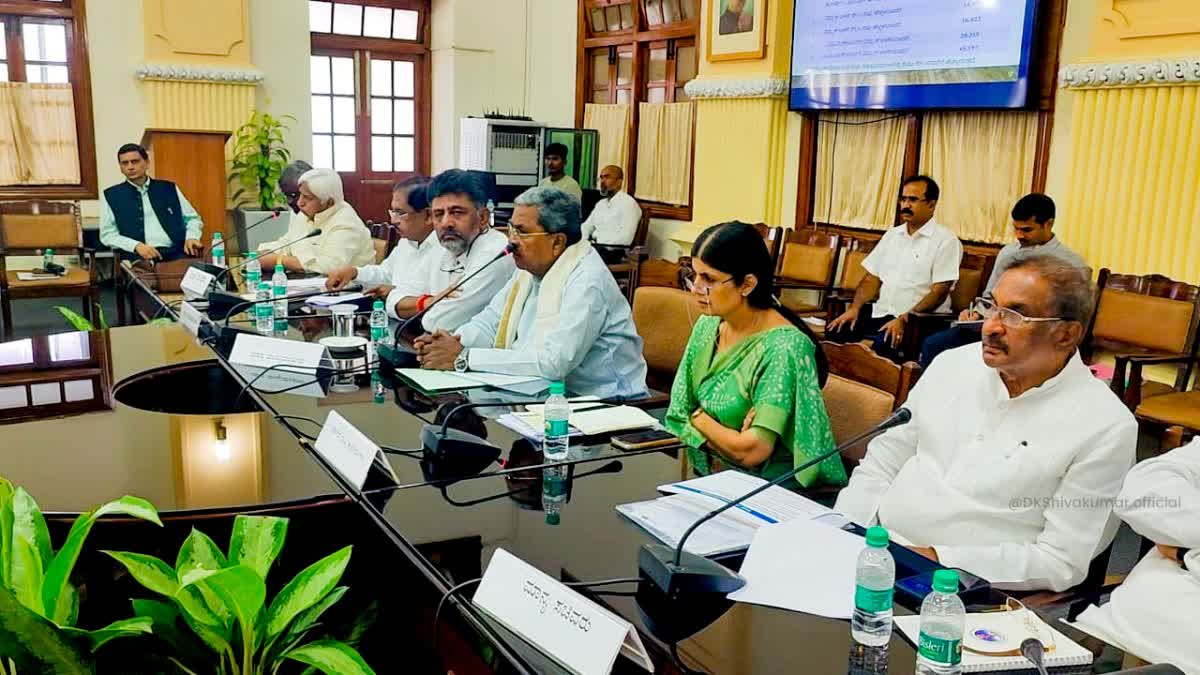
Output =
[
  {"x1": 371, "y1": 327, "x2": 386, "y2": 341},
  {"x1": 917, "y1": 632, "x2": 962, "y2": 665},
  {"x1": 854, "y1": 585, "x2": 893, "y2": 613},
  {"x1": 545, "y1": 419, "x2": 569, "y2": 437}
]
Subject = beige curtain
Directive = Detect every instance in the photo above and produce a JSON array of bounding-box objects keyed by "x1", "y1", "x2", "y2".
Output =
[
  {"x1": 813, "y1": 111, "x2": 907, "y2": 229},
  {"x1": 634, "y1": 101, "x2": 694, "y2": 206},
  {"x1": 0, "y1": 83, "x2": 81, "y2": 186},
  {"x1": 919, "y1": 111, "x2": 1038, "y2": 244},
  {"x1": 583, "y1": 103, "x2": 631, "y2": 178}
]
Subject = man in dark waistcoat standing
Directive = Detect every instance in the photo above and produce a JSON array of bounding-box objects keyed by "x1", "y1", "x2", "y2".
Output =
[{"x1": 99, "y1": 143, "x2": 204, "y2": 262}]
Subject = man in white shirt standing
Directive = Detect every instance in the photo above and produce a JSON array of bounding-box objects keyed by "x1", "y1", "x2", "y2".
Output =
[
  {"x1": 389, "y1": 169, "x2": 514, "y2": 330},
  {"x1": 826, "y1": 175, "x2": 963, "y2": 361},
  {"x1": 325, "y1": 175, "x2": 441, "y2": 298},
  {"x1": 583, "y1": 164, "x2": 642, "y2": 265},
  {"x1": 256, "y1": 168, "x2": 376, "y2": 275},
  {"x1": 538, "y1": 142, "x2": 583, "y2": 201},
  {"x1": 835, "y1": 251, "x2": 1137, "y2": 592},
  {"x1": 1074, "y1": 438, "x2": 1200, "y2": 672},
  {"x1": 414, "y1": 186, "x2": 648, "y2": 399}
]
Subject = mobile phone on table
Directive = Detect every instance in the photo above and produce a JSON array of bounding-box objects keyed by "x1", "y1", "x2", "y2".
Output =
[{"x1": 611, "y1": 429, "x2": 680, "y2": 451}]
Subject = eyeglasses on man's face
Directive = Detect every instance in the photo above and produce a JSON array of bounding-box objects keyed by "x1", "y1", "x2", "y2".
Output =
[{"x1": 972, "y1": 297, "x2": 1064, "y2": 329}]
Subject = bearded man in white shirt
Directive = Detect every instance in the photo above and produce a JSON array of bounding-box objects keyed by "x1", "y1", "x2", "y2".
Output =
[
  {"x1": 325, "y1": 175, "x2": 441, "y2": 298},
  {"x1": 835, "y1": 251, "x2": 1137, "y2": 592},
  {"x1": 583, "y1": 165, "x2": 642, "y2": 263}
]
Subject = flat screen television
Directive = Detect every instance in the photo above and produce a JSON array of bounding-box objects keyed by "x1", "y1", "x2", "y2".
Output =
[{"x1": 788, "y1": 0, "x2": 1040, "y2": 111}]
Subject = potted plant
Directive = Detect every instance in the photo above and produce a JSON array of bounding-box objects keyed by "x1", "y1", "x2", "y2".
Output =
[{"x1": 227, "y1": 111, "x2": 295, "y2": 254}]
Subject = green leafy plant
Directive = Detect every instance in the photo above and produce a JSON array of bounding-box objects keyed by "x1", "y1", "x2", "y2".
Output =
[
  {"x1": 107, "y1": 514, "x2": 372, "y2": 675},
  {"x1": 0, "y1": 476, "x2": 162, "y2": 673},
  {"x1": 228, "y1": 111, "x2": 295, "y2": 211},
  {"x1": 54, "y1": 305, "x2": 170, "y2": 331}
]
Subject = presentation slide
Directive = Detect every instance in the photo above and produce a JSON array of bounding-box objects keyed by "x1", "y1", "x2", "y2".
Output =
[{"x1": 789, "y1": 0, "x2": 1039, "y2": 110}]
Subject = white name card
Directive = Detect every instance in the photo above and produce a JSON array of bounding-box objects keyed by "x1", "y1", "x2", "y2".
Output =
[
  {"x1": 314, "y1": 411, "x2": 382, "y2": 489},
  {"x1": 179, "y1": 302, "x2": 205, "y2": 338},
  {"x1": 180, "y1": 266, "x2": 216, "y2": 300},
  {"x1": 228, "y1": 334, "x2": 328, "y2": 371},
  {"x1": 473, "y1": 549, "x2": 653, "y2": 675}
]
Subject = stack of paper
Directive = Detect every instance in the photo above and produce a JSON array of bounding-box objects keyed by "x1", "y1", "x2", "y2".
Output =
[
  {"x1": 306, "y1": 292, "x2": 366, "y2": 307},
  {"x1": 495, "y1": 413, "x2": 584, "y2": 443},
  {"x1": 17, "y1": 272, "x2": 59, "y2": 281},
  {"x1": 395, "y1": 368, "x2": 545, "y2": 393},
  {"x1": 510, "y1": 405, "x2": 658, "y2": 436},
  {"x1": 287, "y1": 277, "x2": 329, "y2": 292}
]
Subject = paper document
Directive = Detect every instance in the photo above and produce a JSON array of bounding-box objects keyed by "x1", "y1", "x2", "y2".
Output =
[
  {"x1": 17, "y1": 272, "x2": 59, "y2": 281},
  {"x1": 617, "y1": 494, "x2": 761, "y2": 556},
  {"x1": 395, "y1": 368, "x2": 543, "y2": 393},
  {"x1": 660, "y1": 471, "x2": 844, "y2": 525},
  {"x1": 509, "y1": 406, "x2": 656, "y2": 436},
  {"x1": 496, "y1": 412, "x2": 585, "y2": 443},
  {"x1": 287, "y1": 276, "x2": 329, "y2": 291},
  {"x1": 306, "y1": 292, "x2": 366, "y2": 307},
  {"x1": 727, "y1": 518, "x2": 866, "y2": 617},
  {"x1": 895, "y1": 614, "x2": 1093, "y2": 672}
]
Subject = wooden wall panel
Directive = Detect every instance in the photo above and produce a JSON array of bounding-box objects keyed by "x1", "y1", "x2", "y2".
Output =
[{"x1": 142, "y1": 130, "x2": 231, "y2": 246}]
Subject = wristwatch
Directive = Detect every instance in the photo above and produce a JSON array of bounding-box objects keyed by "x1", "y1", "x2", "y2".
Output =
[
  {"x1": 1176, "y1": 547, "x2": 1191, "y2": 564},
  {"x1": 454, "y1": 349, "x2": 470, "y2": 373}
]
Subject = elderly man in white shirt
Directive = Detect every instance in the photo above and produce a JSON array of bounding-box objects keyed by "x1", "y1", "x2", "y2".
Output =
[
  {"x1": 835, "y1": 251, "x2": 1137, "y2": 592},
  {"x1": 583, "y1": 165, "x2": 642, "y2": 253},
  {"x1": 325, "y1": 176, "x2": 441, "y2": 298},
  {"x1": 827, "y1": 175, "x2": 963, "y2": 361},
  {"x1": 388, "y1": 169, "x2": 514, "y2": 330},
  {"x1": 257, "y1": 168, "x2": 375, "y2": 275},
  {"x1": 1073, "y1": 438, "x2": 1200, "y2": 672},
  {"x1": 414, "y1": 186, "x2": 648, "y2": 399}
]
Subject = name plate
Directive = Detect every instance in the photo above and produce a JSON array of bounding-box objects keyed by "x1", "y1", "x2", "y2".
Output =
[
  {"x1": 180, "y1": 266, "x2": 216, "y2": 300},
  {"x1": 228, "y1": 334, "x2": 328, "y2": 371},
  {"x1": 314, "y1": 411, "x2": 383, "y2": 489},
  {"x1": 473, "y1": 549, "x2": 652, "y2": 675},
  {"x1": 178, "y1": 302, "x2": 205, "y2": 338}
]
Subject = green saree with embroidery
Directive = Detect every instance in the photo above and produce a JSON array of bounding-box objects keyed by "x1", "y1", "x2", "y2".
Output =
[{"x1": 663, "y1": 315, "x2": 846, "y2": 489}]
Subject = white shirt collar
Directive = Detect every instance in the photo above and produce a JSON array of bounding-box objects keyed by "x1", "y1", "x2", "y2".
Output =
[{"x1": 987, "y1": 350, "x2": 1088, "y2": 403}]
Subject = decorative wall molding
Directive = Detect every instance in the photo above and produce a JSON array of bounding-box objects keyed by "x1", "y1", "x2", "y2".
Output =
[
  {"x1": 1060, "y1": 57, "x2": 1200, "y2": 89},
  {"x1": 684, "y1": 77, "x2": 789, "y2": 100},
  {"x1": 136, "y1": 64, "x2": 264, "y2": 85}
]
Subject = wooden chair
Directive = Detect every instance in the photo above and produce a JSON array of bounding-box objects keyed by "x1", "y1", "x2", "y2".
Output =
[
  {"x1": 899, "y1": 251, "x2": 991, "y2": 359},
  {"x1": 631, "y1": 285, "x2": 703, "y2": 396},
  {"x1": 0, "y1": 201, "x2": 96, "y2": 337},
  {"x1": 366, "y1": 220, "x2": 394, "y2": 264},
  {"x1": 604, "y1": 210, "x2": 652, "y2": 304},
  {"x1": 750, "y1": 223, "x2": 783, "y2": 272},
  {"x1": 635, "y1": 256, "x2": 689, "y2": 290},
  {"x1": 775, "y1": 228, "x2": 841, "y2": 315},
  {"x1": 819, "y1": 341, "x2": 920, "y2": 465},
  {"x1": 823, "y1": 237, "x2": 877, "y2": 321}
]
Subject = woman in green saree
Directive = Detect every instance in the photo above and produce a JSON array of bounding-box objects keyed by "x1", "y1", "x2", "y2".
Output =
[{"x1": 664, "y1": 221, "x2": 846, "y2": 489}]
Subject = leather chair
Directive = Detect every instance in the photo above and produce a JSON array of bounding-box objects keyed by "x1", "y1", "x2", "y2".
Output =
[
  {"x1": 819, "y1": 340, "x2": 920, "y2": 465},
  {"x1": 366, "y1": 220, "x2": 395, "y2": 264},
  {"x1": 631, "y1": 285, "x2": 703, "y2": 396},
  {"x1": 776, "y1": 229, "x2": 841, "y2": 316},
  {"x1": 899, "y1": 252, "x2": 991, "y2": 359},
  {"x1": 822, "y1": 237, "x2": 877, "y2": 323},
  {"x1": 0, "y1": 201, "x2": 97, "y2": 337}
]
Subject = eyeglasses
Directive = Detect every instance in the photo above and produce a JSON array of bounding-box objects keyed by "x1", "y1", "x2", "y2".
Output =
[
  {"x1": 681, "y1": 267, "x2": 735, "y2": 293},
  {"x1": 898, "y1": 196, "x2": 929, "y2": 205},
  {"x1": 972, "y1": 297, "x2": 1064, "y2": 329},
  {"x1": 387, "y1": 208, "x2": 413, "y2": 219},
  {"x1": 507, "y1": 229, "x2": 556, "y2": 241}
]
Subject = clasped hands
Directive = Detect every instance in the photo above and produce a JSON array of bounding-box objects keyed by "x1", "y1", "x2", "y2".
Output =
[
  {"x1": 826, "y1": 306, "x2": 908, "y2": 347},
  {"x1": 135, "y1": 239, "x2": 203, "y2": 261},
  {"x1": 413, "y1": 329, "x2": 463, "y2": 370}
]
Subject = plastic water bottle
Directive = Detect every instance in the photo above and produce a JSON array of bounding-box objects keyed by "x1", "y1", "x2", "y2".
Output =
[
  {"x1": 254, "y1": 281, "x2": 273, "y2": 334},
  {"x1": 211, "y1": 232, "x2": 226, "y2": 268},
  {"x1": 272, "y1": 263, "x2": 288, "y2": 334},
  {"x1": 245, "y1": 251, "x2": 261, "y2": 288},
  {"x1": 915, "y1": 569, "x2": 965, "y2": 675},
  {"x1": 42, "y1": 248, "x2": 54, "y2": 270},
  {"x1": 852, "y1": 526, "x2": 895, "y2": 647},
  {"x1": 370, "y1": 299, "x2": 388, "y2": 353},
  {"x1": 542, "y1": 381, "x2": 570, "y2": 462},
  {"x1": 541, "y1": 466, "x2": 566, "y2": 525}
]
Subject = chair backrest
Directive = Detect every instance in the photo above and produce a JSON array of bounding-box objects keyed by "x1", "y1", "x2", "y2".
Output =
[
  {"x1": 777, "y1": 228, "x2": 840, "y2": 286},
  {"x1": 750, "y1": 223, "x2": 782, "y2": 269},
  {"x1": 636, "y1": 257, "x2": 688, "y2": 290},
  {"x1": 632, "y1": 286, "x2": 702, "y2": 391},
  {"x1": 1086, "y1": 268, "x2": 1200, "y2": 355},
  {"x1": 948, "y1": 252, "x2": 990, "y2": 313},
  {"x1": 0, "y1": 201, "x2": 81, "y2": 252},
  {"x1": 371, "y1": 238, "x2": 389, "y2": 264},
  {"x1": 820, "y1": 340, "x2": 919, "y2": 462},
  {"x1": 836, "y1": 238, "x2": 876, "y2": 291},
  {"x1": 631, "y1": 210, "x2": 651, "y2": 248}
]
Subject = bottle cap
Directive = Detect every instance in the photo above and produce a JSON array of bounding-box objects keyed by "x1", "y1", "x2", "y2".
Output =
[
  {"x1": 45, "y1": 248, "x2": 53, "y2": 255},
  {"x1": 247, "y1": 252, "x2": 258, "y2": 259},
  {"x1": 275, "y1": 263, "x2": 284, "y2": 272},
  {"x1": 549, "y1": 381, "x2": 566, "y2": 395},
  {"x1": 212, "y1": 232, "x2": 222, "y2": 239},
  {"x1": 931, "y1": 569, "x2": 959, "y2": 594},
  {"x1": 545, "y1": 512, "x2": 560, "y2": 525},
  {"x1": 865, "y1": 526, "x2": 889, "y2": 548},
  {"x1": 373, "y1": 299, "x2": 384, "y2": 310}
]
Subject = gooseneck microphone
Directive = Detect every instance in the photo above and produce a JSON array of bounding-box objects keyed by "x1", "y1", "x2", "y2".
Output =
[
  {"x1": 213, "y1": 228, "x2": 322, "y2": 285},
  {"x1": 201, "y1": 229, "x2": 324, "y2": 319},
  {"x1": 639, "y1": 407, "x2": 913, "y2": 598},
  {"x1": 1019, "y1": 638, "x2": 1050, "y2": 675},
  {"x1": 203, "y1": 208, "x2": 284, "y2": 258}
]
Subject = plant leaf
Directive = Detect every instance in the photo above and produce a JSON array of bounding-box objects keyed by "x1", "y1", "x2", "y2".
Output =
[
  {"x1": 10, "y1": 536, "x2": 45, "y2": 616},
  {"x1": 12, "y1": 487, "x2": 52, "y2": 578},
  {"x1": 91, "y1": 495, "x2": 162, "y2": 526},
  {"x1": 263, "y1": 546, "x2": 351, "y2": 640},
  {"x1": 175, "y1": 582, "x2": 230, "y2": 628},
  {"x1": 61, "y1": 616, "x2": 152, "y2": 652},
  {"x1": 190, "y1": 565, "x2": 265, "y2": 652},
  {"x1": 0, "y1": 583, "x2": 92, "y2": 673},
  {"x1": 283, "y1": 639, "x2": 374, "y2": 675},
  {"x1": 263, "y1": 586, "x2": 347, "y2": 665},
  {"x1": 227, "y1": 515, "x2": 288, "y2": 580},
  {"x1": 104, "y1": 551, "x2": 179, "y2": 598},
  {"x1": 54, "y1": 306, "x2": 94, "y2": 332},
  {"x1": 0, "y1": 477, "x2": 15, "y2": 591},
  {"x1": 132, "y1": 598, "x2": 212, "y2": 669},
  {"x1": 175, "y1": 528, "x2": 227, "y2": 579}
]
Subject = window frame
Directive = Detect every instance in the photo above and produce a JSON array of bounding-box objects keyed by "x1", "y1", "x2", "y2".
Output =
[
  {"x1": 0, "y1": 0, "x2": 97, "y2": 200},
  {"x1": 575, "y1": 0, "x2": 698, "y2": 220},
  {"x1": 0, "y1": 330, "x2": 112, "y2": 424}
]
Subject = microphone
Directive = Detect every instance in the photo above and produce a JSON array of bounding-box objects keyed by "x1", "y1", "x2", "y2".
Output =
[
  {"x1": 213, "y1": 228, "x2": 322, "y2": 285},
  {"x1": 204, "y1": 229, "x2": 324, "y2": 318},
  {"x1": 203, "y1": 208, "x2": 284, "y2": 258},
  {"x1": 1019, "y1": 638, "x2": 1050, "y2": 675},
  {"x1": 639, "y1": 407, "x2": 913, "y2": 598},
  {"x1": 217, "y1": 286, "x2": 360, "y2": 325}
]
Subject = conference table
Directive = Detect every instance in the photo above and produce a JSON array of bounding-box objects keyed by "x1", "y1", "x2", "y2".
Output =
[{"x1": 0, "y1": 270, "x2": 1138, "y2": 674}]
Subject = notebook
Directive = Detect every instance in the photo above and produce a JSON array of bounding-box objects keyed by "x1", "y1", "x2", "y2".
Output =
[{"x1": 894, "y1": 612, "x2": 1093, "y2": 672}]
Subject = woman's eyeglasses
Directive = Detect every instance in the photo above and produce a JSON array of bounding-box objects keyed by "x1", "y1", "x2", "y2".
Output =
[
  {"x1": 971, "y1": 297, "x2": 1064, "y2": 329},
  {"x1": 681, "y1": 267, "x2": 735, "y2": 293}
]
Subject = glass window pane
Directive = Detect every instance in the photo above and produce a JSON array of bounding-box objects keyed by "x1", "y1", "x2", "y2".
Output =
[
  {"x1": 394, "y1": 137, "x2": 414, "y2": 173},
  {"x1": 393, "y1": 99, "x2": 414, "y2": 135},
  {"x1": 663, "y1": 0, "x2": 682, "y2": 24},
  {"x1": 28, "y1": 65, "x2": 69, "y2": 84},
  {"x1": 49, "y1": 332, "x2": 89, "y2": 362},
  {"x1": 645, "y1": 0, "x2": 664, "y2": 27},
  {"x1": 22, "y1": 22, "x2": 67, "y2": 63},
  {"x1": 330, "y1": 56, "x2": 354, "y2": 95},
  {"x1": 309, "y1": 1, "x2": 332, "y2": 32},
  {"x1": 363, "y1": 6, "x2": 391, "y2": 37},
  {"x1": 592, "y1": 88, "x2": 610, "y2": 104},
  {"x1": 311, "y1": 95, "x2": 332, "y2": 132},
  {"x1": 333, "y1": 135, "x2": 356, "y2": 172},
  {"x1": 616, "y1": 88, "x2": 631, "y2": 104},
  {"x1": 394, "y1": 61, "x2": 414, "y2": 97},
  {"x1": 0, "y1": 386, "x2": 27, "y2": 410},
  {"x1": 393, "y1": 9, "x2": 419, "y2": 40},
  {"x1": 371, "y1": 97, "x2": 392, "y2": 134},
  {"x1": 616, "y1": 53, "x2": 632, "y2": 86},
  {"x1": 605, "y1": 7, "x2": 621, "y2": 32},
  {"x1": 677, "y1": 45, "x2": 698, "y2": 83},
  {"x1": 312, "y1": 134, "x2": 333, "y2": 169},
  {"x1": 371, "y1": 136, "x2": 393, "y2": 172},
  {"x1": 63, "y1": 379, "x2": 94, "y2": 403},
  {"x1": 591, "y1": 52, "x2": 609, "y2": 86},
  {"x1": 31, "y1": 383, "x2": 60, "y2": 406},
  {"x1": 310, "y1": 55, "x2": 331, "y2": 93},
  {"x1": 332, "y1": 3, "x2": 363, "y2": 35},
  {"x1": 647, "y1": 86, "x2": 666, "y2": 103},
  {"x1": 648, "y1": 47, "x2": 668, "y2": 82},
  {"x1": 619, "y1": 4, "x2": 633, "y2": 29},
  {"x1": 590, "y1": 8, "x2": 605, "y2": 33},
  {"x1": 332, "y1": 96, "x2": 355, "y2": 133},
  {"x1": 0, "y1": 339, "x2": 33, "y2": 366},
  {"x1": 370, "y1": 59, "x2": 392, "y2": 96}
]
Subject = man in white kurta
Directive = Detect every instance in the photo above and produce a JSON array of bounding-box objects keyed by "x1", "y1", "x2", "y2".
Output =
[
  {"x1": 835, "y1": 251, "x2": 1137, "y2": 592},
  {"x1": 414, "y1": 186, "x2": 648, "y2": 400},
  {"x1": 1073, "y1": 438, "x2": 1200, "y2": 673},
  {"x1": 582, "y1": 165, "x2": 641, "y2": 247},
  {"x1": 257, "y1": 168, "x2": 375, "y2": 275}
]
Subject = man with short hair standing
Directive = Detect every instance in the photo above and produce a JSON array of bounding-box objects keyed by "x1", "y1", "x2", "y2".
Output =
[
  {"x1": 826, "y1": 175, "x2": 963, "y2": 361},
  {"x1": 835, "y1": 252, "x2": 1136, "y2": 592},
  {"x1": 256, "y1": 168, "x2": 375, "y2": 274},
  {"x1": 415, "y1": 186, "x2": 648, "y2": 399},
  {"x1": 100, "y1": 143, "x2": 204, "y2": 261},
  {"x1": 538, "y1": 142, "x2": 583, "y2": 201},
  {"x1": 582, "y1": 164, "x2": 642, "y2": 251}
]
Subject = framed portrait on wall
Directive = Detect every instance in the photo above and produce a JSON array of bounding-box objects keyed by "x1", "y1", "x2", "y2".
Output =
[{"x1": 707, "y1": 0, "x2": 766, "y2": 62}]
